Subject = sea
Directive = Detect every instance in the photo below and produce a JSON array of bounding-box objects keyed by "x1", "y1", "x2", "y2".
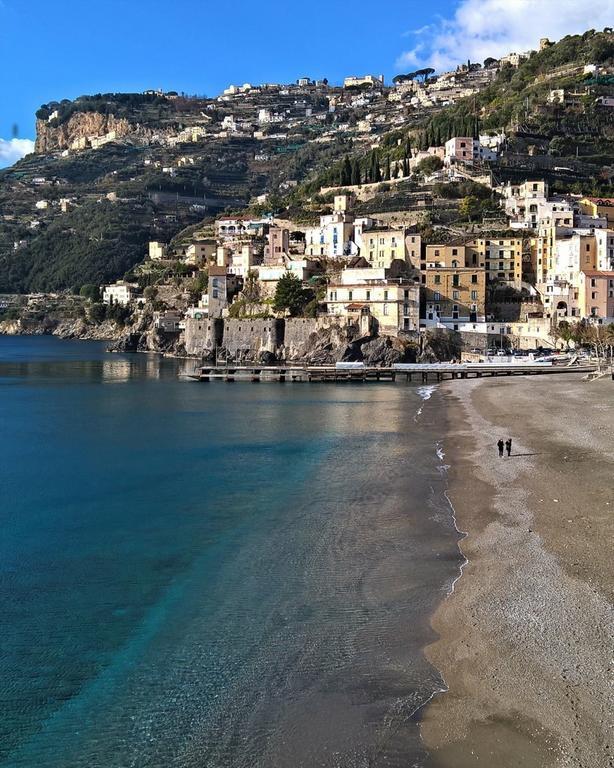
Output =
[{"x1": 0, "y1": 335, "x2": 463, "y2": 768}]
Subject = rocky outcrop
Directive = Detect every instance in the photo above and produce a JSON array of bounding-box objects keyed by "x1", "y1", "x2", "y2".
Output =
[
  {"x1": 418, "y1": 328, "x2": 462, "y2": 362},
  {"x1": 0, "y1": 316, "x2": 123, "y2": 340},
  {"x1": 360, "y1": 336, "x2": 418, "y2": 366},
  {"x1": 35, "y1": 113, "x2": 135, "y2": 153}
]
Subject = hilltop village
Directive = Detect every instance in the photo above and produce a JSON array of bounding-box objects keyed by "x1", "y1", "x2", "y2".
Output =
[{"x1": 1, "y1": 30, "x2": 613, "y2": 362}]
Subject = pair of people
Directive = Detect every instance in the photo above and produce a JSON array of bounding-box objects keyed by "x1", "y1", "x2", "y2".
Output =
[{"x1": 497, "y1": 438, "x2": 512, "y2": 457}]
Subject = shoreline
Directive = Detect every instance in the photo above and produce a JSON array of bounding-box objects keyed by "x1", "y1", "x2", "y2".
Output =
[{"x1": 421, "y1": 375, "x2": 613, "y2": 767}]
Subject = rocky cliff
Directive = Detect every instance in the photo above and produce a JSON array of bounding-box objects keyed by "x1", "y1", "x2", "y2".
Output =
[{"x1": 35, "y1": 113, "x2": 136, "y2": 153}]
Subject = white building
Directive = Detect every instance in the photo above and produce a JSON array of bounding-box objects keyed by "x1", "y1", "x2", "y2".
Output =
[
  {"x1": 343, "y1": 74, "x2": 384, "y2": 89},
  {"x1": 102, "y1": 281, "x2": 137, "y2": 306},
  {"x1": 149, "y1": 241, "x2": 167, "y2": 261},
  {"x1": 444, "y1": 137, "x2": 497, "y2": 165}
]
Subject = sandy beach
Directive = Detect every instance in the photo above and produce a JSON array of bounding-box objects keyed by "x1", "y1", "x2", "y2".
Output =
[{"x1": 421, "y1": 373, "x2": 614, "y2": 768}]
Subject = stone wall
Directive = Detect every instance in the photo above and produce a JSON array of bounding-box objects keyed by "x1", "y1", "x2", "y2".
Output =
[
  {"x1": 183, "y1": 315, "x2": 362, "y2": 362},
  {"x1": 221, "y1": 319, "x2": 284, "y2": 358},
  {"x1": 184, "y1": 317, "x2": 222, "y2": 356}
]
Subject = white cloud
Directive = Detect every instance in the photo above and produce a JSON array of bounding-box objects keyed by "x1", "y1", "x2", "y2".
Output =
[
  {"x1": 0, "y1": 138, "x2": 35, "y2": 168},
  {"x1": 396, "y1": 0, "x2": 614, "y2": 72}
]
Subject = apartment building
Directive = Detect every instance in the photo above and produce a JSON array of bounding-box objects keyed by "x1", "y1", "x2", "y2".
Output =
[
  {"x1": 468, "y1": 236, "x2": 523, "y2": 290},
  {"x1": 304, "y1": 194, "x2": 356, "y2": 259},
  {"x1": 423, "y1": 267, "x2": 486, "y2": 328},
  {"x1": 327, "y1": 265, "x2": 419, "y2": 333},
  {"x1": 578, "y1": 271, "x2": 614, "y2": 321},
  {"x1": 356, "y1": 227, "x2": 421, "y2": 269}
]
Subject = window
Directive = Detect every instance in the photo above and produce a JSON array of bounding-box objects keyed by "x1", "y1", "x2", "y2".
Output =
[
  {"x1": 348, "y1": 290, "x2": 353, "y2": 301},
  {"x1": 471, "y1": 290, "x2": 478, "y2": 300},
  {"x1": 452, "y1": 248, "x2": 458, "y2": 256},
  {"x1": 434, "y1": 274, "x2": 441, "y2": 284},
  {"x1": 366, "y1": 290, "x2": 371, "y2": 301},
  {"x1": 404, "y1": 289, "x2": 409, "y2": 299},
  {"x1": 391, "y1": 250, "x2": 396, "y2": 259},
  {"x1": 383, "y1": 304, "x2": 389, "y2": 316},
  {"x1": 471, "y1": 274, "x2": 478, "y2": 284},
  {"x1": 384, "y1": 290, "x2": 389, "y2": 300},
  {"x1": 434, "y1": 249, "x2": 440, "y2": 257},
  {"x1": 433, "y1": 292, "x2": 441, "y2": 301},
  {"x1": 591, "y1": 278, "x2": 596, "y2": 287},
  {"x1": 452, "y1": 290, "x2": 460, "y2": 299},
  {"x1": 591, "y1": 292, "x2": 597, "y2": 300},
  {"x1": 452, "y1": 274, "x2": 459, "y2": 287}
]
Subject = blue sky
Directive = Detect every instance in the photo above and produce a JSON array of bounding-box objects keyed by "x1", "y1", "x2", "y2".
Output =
[{"x1": 0, "y1": 0, "x2": 610, "y2": 166}]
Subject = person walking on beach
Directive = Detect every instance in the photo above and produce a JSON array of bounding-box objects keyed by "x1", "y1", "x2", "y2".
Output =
[
  {"x1": 497, "y1": 439, "x2": 504, "y2": 457},
  {"x1": 505, "y1": 438, "x2": 512, "y2": 457}
]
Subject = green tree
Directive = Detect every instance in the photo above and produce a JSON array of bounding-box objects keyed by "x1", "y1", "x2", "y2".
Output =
[
  {"x1": 79, "y1": 284, "x2": 100, "y2": 302},
  {"x1": 143, "y1": 285, "x2": 158, "y2": 301},
  {"x1": 89, "y1": 303, "x2": 107, "y2": 324},
  {"x1": 242, "y1": 270, "x2": 262, "y2": 315},
  {"x1": 273, "y1": 272, "x2": 312, "y2": 317},
  {"x1": 340, "y1": 155, "x2": 352, "y2": 186},
  {"x1": 416, "y1": 155, "x2": 443, "y2": 175},
  {"x1": 351, "y1": 158, "x2": 361, "y2": 186},
  {"x1": 554, "y1": 320, "x2": 574, "y2": 349},
  {"x1": 459, "y1": 195, "x2": 481, "y2": 221}
]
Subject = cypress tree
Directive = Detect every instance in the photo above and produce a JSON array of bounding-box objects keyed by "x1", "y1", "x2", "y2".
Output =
[
  {"x1": 373, "y1": 151, "x2": 382, "y2": 182},
  {"x1": 384, "y1": 156, "x2": 391, "y2": 181},
  {"x1": 341, "y1": 155, "x2": 352, "y2": 186},
  {"x1": 351, "y1": 158, "x2": 361, "y2": 185}
]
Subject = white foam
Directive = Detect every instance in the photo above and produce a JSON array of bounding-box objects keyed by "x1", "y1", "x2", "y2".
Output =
[{"x1": 416, "y1": 384, "x2": 437, "y2": 401}]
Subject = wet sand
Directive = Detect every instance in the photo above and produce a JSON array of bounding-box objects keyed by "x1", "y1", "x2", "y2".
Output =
[{"x1": 421, "y1": 374, "x2": 614, "y2": 768}]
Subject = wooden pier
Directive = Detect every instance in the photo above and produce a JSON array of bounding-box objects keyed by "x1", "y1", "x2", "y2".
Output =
[{"x1": 186, "y1": 362, "x2": 597, "y2": 384}]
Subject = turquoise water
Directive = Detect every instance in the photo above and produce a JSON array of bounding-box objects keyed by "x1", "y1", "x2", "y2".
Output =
[{"x1": 0, "y1": 336, "x2": 461, "y2": 767}]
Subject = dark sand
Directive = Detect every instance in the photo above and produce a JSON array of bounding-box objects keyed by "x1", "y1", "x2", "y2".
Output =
[{"x1": 421, "y1": 374, "x2": 614, "y2": 768}]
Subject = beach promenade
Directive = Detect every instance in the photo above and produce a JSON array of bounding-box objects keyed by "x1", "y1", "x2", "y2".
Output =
[{"x1": 421, "y1": 374, "x2": 614, "y2": 767}]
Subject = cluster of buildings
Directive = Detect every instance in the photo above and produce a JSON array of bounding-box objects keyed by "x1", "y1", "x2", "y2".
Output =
[
  {"x1": 100, "y1": 184, "x2": 613, "y2": 352},
  {"x1": 502, "y1": 182, "x2": 614, "y2": 322}
]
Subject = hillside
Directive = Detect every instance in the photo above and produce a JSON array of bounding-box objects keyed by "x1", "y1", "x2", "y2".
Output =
[
  {"x1": 0, "y1": 84, "x2": 374, "y2": 292},
  {"x1": 0, "y1": 29, "x2": 612, "y2": 294}
]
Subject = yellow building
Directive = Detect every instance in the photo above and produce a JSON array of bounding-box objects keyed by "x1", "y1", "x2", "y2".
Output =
[
  {"x1": 424, "y1": 243, "x2": 472, "y2": 269},
  {"x1": 148, "y1": 241, "x2": 167, "y2": 261},
  {"x1": 327, "y1": 266, "x2": 420, "y2": 333},
  {"x1": 185, "y1": 239, "x2": 216, "y2": 266},
  {"x1": 423, "y1": 266, "x2": 486, "y2": 326},
  {"x1": 361, "y1": 228, "x2": 420, "y2": 269},
  {"x1": 579, "y1": 197, "x2": 614, "y2": 226},
  {"x1": 468, "y1": 236, "x2": 523, "y2": 289}
]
